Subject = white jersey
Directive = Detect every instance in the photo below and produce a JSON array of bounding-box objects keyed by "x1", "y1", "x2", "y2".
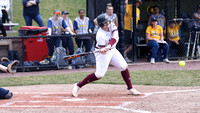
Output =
[{"x1": 96, "y1": 23, "x2": 118, "y2": 48}]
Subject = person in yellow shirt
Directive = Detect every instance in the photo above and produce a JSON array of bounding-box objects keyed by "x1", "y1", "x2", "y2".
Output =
[
  {"x1": 124, "y1": 0, "x2": 141, "y2": 63},
  {"x1": 146, "y1": 17, "x2": 169, "y2": 64},
  {"x1": 167, "y1": 19, "x2": 186, "y2": 57}
]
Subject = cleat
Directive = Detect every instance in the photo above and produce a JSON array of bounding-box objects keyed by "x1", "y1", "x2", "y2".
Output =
[
  {"x1": 128, "y1": 88, "x2": 141, "y2": 95},
  {"x1": 5, "y1": 91, "x2": 13, "y2": 99},
  {"x1": 72, "y1": 83, "x2": 80, "y2": 97},
  {"x1": 163, "y1": 58, "x2": 169, "y2": 63},
  {"x1": 150, "y1": 58, "x2": 155, "y2": 64}
]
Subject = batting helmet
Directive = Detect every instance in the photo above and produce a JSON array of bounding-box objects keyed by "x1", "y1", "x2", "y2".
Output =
[{"x1": 97, "y1": 14, "x2": 109, "y2": 27}]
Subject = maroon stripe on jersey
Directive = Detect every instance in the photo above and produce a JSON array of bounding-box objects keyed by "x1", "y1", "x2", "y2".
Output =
[{"x1": 112, "y1": 29, "x2": 118, "y2": 34}]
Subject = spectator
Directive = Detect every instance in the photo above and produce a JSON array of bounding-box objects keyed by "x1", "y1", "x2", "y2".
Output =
[
  {"x1": 74, "y1": 9, "x2": 93, "y2": 52},
  {"x1": 0, "y1": 0, "x2": 11, "y2": 23},
  {"x1": 192, "y1": 5, "x2": 200, "y2": 29},
  {"x1": 148, "y1": 5, "x2": 166, "y2": 29},
  {"x1": 0, "y1": 9, "x2": 7, "y2": 37},
  {"x1": 61, "y1": 11, "x2": 74, "y2": 55},
  {"x1": 167, "y1": 19, "x2": 186, "y2": 57},
  {"x1": 124, "y1": 0, "x2": 142, "y2": 62},
  {"x1": 22, "y1": 0, "x2": 44, "y2": 27},
  {"x1": 146, "y1": 17, "x2": 169, "y2": 64},
  {"x1": 94, "y1": 3, "x2": 118, "y2": 28},
  {"x1": 46, "y1": 10, "x2": 74, "y2": 57}
]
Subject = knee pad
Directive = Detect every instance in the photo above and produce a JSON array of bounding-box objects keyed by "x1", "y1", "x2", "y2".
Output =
[{"x1": 95, "y1": 72, "x2": 105, "y2": 79}]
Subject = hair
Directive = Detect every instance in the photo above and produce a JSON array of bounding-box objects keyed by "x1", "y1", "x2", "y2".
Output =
[
  {"x1": 106, "y1": 3, "x2": 113, "y2": 10},
  {"x1": 78, "y1": 9, "x2": 85, "y2": 14},
  {"x1": 154, "y1": 5, "x2": 160, "y2": 10}
]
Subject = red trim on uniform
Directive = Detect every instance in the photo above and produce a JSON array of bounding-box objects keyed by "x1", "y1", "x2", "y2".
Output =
[
  {"x1": 112, "y1": 29, "x2": 118, "y2": 34},
  {"x1": 108, "y1": 38, "x2": 117, "y2": 46}
]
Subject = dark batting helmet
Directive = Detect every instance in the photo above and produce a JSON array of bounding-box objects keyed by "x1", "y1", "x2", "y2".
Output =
[{"x1": 97, "y1": 14, "x2": 109, "y2": 27}]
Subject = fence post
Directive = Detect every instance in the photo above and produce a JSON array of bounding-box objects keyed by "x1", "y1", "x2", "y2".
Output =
[{"x1": 21, "y1": 36, "x2": 25, "y2": 72}]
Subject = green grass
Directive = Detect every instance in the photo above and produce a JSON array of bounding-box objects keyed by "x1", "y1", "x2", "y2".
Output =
[
  {"x1": 10, "y1": 0, "x2": 86, "y2": 36},
  {"x1": 1, "y1": 70, "x2": 200, "y2": 87}
]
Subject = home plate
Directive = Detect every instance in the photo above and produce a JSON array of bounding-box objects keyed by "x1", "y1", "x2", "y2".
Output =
[{"x1": 62, "y1": 98, "x2": 87, "y2": 101}]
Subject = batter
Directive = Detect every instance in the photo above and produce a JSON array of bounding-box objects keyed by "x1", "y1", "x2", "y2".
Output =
[{"x1": 72, "y1": 14, "x2": 141, "y2": 97}]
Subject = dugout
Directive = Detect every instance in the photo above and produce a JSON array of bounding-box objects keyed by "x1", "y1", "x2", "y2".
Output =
[{"x1": 86, "y1": 0, "x2": 200, "y2": 62}]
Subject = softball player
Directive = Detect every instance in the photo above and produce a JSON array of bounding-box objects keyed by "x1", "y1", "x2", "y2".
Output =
[
  {"x1": 148, "y1": 5, "x2": 166, "y2": 29},
  {"x1": 46, "y1": 10, "x2": 74, "y2": 57},
  {"x1": 93, "y1": 3, "x2": 118, "y2": 31},
  {"x1": 73, "y1": 9, "x2": 93, "y2": 52},
  {"x1": 61, "y1": 11, "x2": 74, "y2": 55},
  {"x1": 72, "y1": 14, "x2": 141, "y2": 97}
]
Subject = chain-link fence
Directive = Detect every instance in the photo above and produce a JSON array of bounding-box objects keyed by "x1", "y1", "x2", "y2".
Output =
[
  {"x1": 124, "y1": 0, "x2": 200, "y2": 62},
  {"x1": 0, "y1": 30, "x2": 96, "y2": 72}
]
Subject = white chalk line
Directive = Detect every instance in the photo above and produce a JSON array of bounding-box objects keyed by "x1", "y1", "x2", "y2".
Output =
[{"x1": 1, "y1": 88, "x2": 200, "y2": 113}]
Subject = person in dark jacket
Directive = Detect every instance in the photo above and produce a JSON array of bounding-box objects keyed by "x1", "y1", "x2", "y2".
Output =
[{"x1": 22, "y1": 0, "x2": 44, "y2": 27}]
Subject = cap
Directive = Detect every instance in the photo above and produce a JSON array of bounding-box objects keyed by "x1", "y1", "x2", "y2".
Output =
[
  {"x1": 151, "y1": 17, "x2": 157, "y2": 21},
  {"x1": 54, "y1": 10, "x2": 61, "y2": 15},
  {"x1": 62, "y1": 11, "x2": 69, "y2": 15},
  {"x1": 169, "y1": 20, "x2": 175, "y2": 24}
]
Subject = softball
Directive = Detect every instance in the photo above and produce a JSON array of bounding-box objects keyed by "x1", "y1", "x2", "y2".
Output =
[{"x1": 179, "y1": 61, "x2": 185, "y2": 67}]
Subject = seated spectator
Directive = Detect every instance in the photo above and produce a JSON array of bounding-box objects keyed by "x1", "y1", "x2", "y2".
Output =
[
  {"x1": 192, "y1": 5, "x2": 200, "y2": 30},
  {"x1": 148, "y1": 5, "x2": 166, "y2": 29},
  {"x1": 167, "y1": 19, "x2": 186, "y2": 57},
  {"x1": 61, "y1": 11, "x2": 74, "y2": 55},
  {"x1": 0, "y1": 0, "x2": 11, "y2": 23},
  {"x1": 146, "y1": 17, "x2": 169, "y2": 64},
  {"x1": 0, "y1": 87, "x2": 13, "y2": 99},
  {"x1": 22, "y1": 0, "x2": 44, "y2": 27},
  {"x1": 0, "y1": 9, "x2": 7, "y2": 37},
  {"x1": 74, "y1": 9, "x2": 93, "y2": 52},
  {"x1": 46, "y1": 10, "x2": 74, "y2": 57}
]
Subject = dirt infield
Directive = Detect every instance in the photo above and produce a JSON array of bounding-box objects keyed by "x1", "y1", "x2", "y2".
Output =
[
  {"x1": 0, "y1": 84, "x2": 200, "y2": 113},
  {"x1": 0, "y1": 60, "x2": 200, "y2": 113}
]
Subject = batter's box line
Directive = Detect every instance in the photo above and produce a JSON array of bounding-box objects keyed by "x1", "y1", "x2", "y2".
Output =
[
  {"x1": 13, "y1": 92, "x2": 71, "y2": 94},
  {"x1": 113, "y1": 89, "x2": 200, "y2": 99}
]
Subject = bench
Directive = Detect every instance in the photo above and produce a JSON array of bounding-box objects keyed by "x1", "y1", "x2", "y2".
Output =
[{"x1": 0, "y1": 23, "x2": 19, "y2": 34}]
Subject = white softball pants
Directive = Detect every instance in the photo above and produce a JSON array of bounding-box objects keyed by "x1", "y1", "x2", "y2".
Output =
[{"x1": 94, "y1": 48, "x2": 128, "y2": 78}]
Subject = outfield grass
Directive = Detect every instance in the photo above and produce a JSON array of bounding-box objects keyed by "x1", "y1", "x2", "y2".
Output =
[
  {"x1": 1, "y1": 70, "x2": 200, "y2": 87},
  {"x1": 11, "y1": 0, "x2": 86, "y2": 36}
]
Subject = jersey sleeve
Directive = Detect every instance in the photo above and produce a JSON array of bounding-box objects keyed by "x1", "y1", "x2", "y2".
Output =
[
  {"x1": 47, "y1": 20, "x2": 52, "y2": 29},
  {"x1": 88, "y1": 20, "x2": 93, "y2": 29},
  {"x1": 62, "y1": 19, "x2": 68, "y2": 29},
  {"x1": 175, "y1": 24, "x2": 180, "y2": 29},
  {"x1": 160, "y1": 26, "x2": 163, "y2": 32},
  {"x1": 73, "y1": 20, "x2": 78, "y2": 30},
  {"x1": 146, "y1": 26, "x2": 151, "y2": 34}
]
